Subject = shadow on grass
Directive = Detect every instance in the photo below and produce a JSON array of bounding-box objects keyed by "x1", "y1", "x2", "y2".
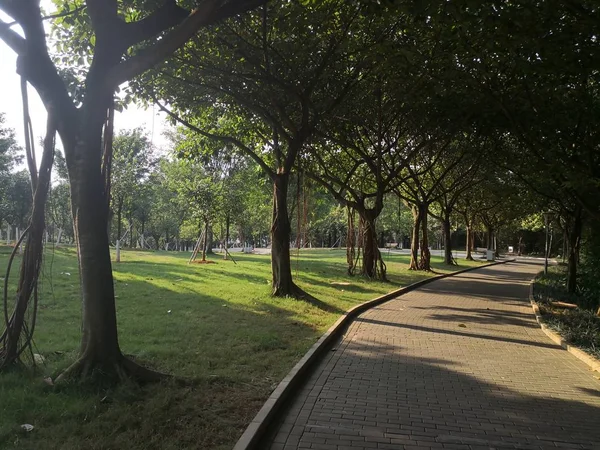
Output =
[{"x1": 0, "y1": 270, "x2": 339, "y2": 450}]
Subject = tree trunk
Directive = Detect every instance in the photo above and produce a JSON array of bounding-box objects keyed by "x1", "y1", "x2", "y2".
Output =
[
  {"x1": 486, "y1": 225, "x2": 493, "y2": 251},
  {"x1": 409, "y1": 205, "x2": 422, "y2": 270},
  {"x1": 494, "y1": 231, "x2": 500, "y2": 258},
  {"x1": 346, "y1": 207, "x2": 357, "y2": 275},
  {"x1": 2, "y1": 120, "x2": 55, "y2": 368},
  {"x1": 116, "y1": 199, "x2": 123, "y2": 242},
  {"x1": 359, "y1": 208, "x2": 386, "y2": 280},
  {"x1": 60, "y1": 135, "x2": 123, "y2": 378},
  {"x1": 567, "y1": 209, "x2": 582, "y2": 294},
  {"x1": 465, "y1": 220, "x2": 473, "y2": 261},
  {"x1": 57, "y1": 114, "x2": 161, "y2": 383},
  {"x1": 201, "y1": 220, "x2": 208, "y2": 262},
  {"x1": 224, "y1": 214, "x2": 230, "y2": 260},
  {"x1": 442, "y1": 211, "x2": 454, "y2": 265},
  {"x1": 419, "y1": 206, "x2": 431, "y2": 270},
  {"x1": 562, "y1": 227, "x2": 567, "y2": 263},
  {"x1": 206, "y1": 227, "x2": 214, "y2": 255},
  {"x1": 129, "y1": 217, "x2": 134, "y2": 248},
  {"x1": 271, "y1": 172, "x2": 299, "y2": 297}
]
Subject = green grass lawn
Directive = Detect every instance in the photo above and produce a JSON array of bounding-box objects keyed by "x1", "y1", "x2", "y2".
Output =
[{"x1": 0, "y1": 246, "x2": 480, "y2": 450}]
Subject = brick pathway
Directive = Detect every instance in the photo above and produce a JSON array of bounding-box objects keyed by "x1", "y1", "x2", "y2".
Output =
[{"x1": 263, "y1": 261, "x2": 600, "y2": 450}]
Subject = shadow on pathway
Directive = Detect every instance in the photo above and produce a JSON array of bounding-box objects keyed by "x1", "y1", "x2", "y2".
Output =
[{"x1": 260, "y1": 261, "x2": 600, "y2": 450}]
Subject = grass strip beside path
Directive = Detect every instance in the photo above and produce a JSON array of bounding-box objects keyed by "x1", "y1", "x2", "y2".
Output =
[{"x1": 534, "y1": 265, "x2": 600, "y2": 361}]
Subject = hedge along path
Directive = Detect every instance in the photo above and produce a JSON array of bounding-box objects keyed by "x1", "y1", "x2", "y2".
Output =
[{"x1": 529, "y1": 278, "x2": 600, "y2": 374}]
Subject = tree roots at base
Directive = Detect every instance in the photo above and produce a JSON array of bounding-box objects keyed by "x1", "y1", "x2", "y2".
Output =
[
  {"x1": 272, "y1": 282, "x2": 306, "y2": 299},
  {"x1": 55, "y1": 354, "x2": 169, "y2": 385}
]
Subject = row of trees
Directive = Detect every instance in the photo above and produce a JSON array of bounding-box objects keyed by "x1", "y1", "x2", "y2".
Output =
[{"x1": 0, "y1": 0, "x2": 596, "y2": 381}]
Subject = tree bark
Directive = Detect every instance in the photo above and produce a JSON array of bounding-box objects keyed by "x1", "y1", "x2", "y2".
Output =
[
  {"x1": 57, "y1": 108, "x2": 162, "y2": 383},
  {"x1": 442, "y1": 211, "x2": 454, "y2": 265},
  {"x1": 419, "y1": 206, "x2": 431, "y2": 271},
  {"x1": 271, "y1": 172, "x2": 299, "y2": 296},
  {"x1": 486, "y1": 225, "x2": 494, "y2": 250},
  {"x1": 346, "y1": 207, "x2": 356, "y2": 275},
  {"x1": 409, "y1": 205, "x2": 422, "y2": 270},
  {"x1": 224, "y1": 214, "x2": 230, "y2": 260},
  {"x1": 359, "y1": 208, "x2": 386, "y2": 280},
  {"x1": 205, "y1": 226, "x2": 214, "y2": 254},
  {"x1": 566, "y1": 209, "x2": 582, "y2": 294},
  {"x1": 61, "y1": 130, "x2": 123, "y2": 377},
  {"x1": 116, "y1": 199, "x2": 123, "y2": 242},
  {"x1": 2, "y1": 118, "x2": 55, "y2": 368},
  {"x1": 201, "y1": 220, "x2": 208, "y2": 261},
  {"x1": 465, "y1": 221, "x2": 474, "y2": 260}
]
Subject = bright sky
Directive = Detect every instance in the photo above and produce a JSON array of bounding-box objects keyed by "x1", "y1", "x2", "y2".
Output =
[{"x1": 0, "y1": 2, "x2": 171, "y2": 161}]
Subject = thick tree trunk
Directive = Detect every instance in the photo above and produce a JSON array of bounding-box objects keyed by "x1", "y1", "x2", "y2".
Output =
[
  {"x1": 61, "y1": 135, "x2": 123, "y2": 378},
  {"x1": 206, "y1": 227, "x2": 214, "y2": 255},
  {"x1": 359, "y1": 208, "x2": 386, "y2": 280},
  {"x1": 465, "y1": 222, "x2": 474, "y2": 260},
  {"x1": 486, "y1": 225, "x2": 493, "y2": 251},
  {"x1": 566, "y1": 210, "x2": 582, "y2": 294},
  {"x1": 271, "y1": 173, "x2": 299, "y2": 297},
  {"x1": 442, "y1": 212, "x2": 454, "y2": 265},
  {"x1": 409, "y1": 205, "x2": 421, "y2": 270},
  {"x1": 57, "y1": 115, "x2": 162, "y2": 383},
  {"x1": 419, "y1": 206, "x2": 431, "y2": 270}
]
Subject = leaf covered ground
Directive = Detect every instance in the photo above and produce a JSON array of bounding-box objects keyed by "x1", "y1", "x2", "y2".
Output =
[{"x1": 534, "y1": 265, "x2": 600, "y2": 360}]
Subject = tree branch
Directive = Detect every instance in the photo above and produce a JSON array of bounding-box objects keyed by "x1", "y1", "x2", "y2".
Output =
[
  {"x1": 155, "y1": 99, "x2": 275, "y2": 179},
  {"x1": 124, "y1": 0, "x2": 189, "y2": 47},
  {"x1": 106, "y1": 0, "x2": 266, "y2": 88},
  {"x1": 0, "y1": 19, "x2": 26, "y2": 54}
]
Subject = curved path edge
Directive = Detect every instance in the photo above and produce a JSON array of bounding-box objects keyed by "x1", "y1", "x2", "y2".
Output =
[
  {"x1": 528, "y1": 276, "x2": 600, "y2": 374},
  {"x1": 233, "y1": 259, "x2": 513, "y2": 450}
]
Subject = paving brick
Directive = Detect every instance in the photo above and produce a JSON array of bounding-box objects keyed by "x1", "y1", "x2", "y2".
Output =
[{"x1": 262, "y1": 262, "x2": 600, "y2": 450}]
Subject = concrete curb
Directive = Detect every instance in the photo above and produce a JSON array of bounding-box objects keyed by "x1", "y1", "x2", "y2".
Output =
[
  {"x1": 528, "y1": 278, "x2": 600, "y2": 374},
  {"x1": 233, "y1": 258, "x2": 514, "y2": 450}
]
